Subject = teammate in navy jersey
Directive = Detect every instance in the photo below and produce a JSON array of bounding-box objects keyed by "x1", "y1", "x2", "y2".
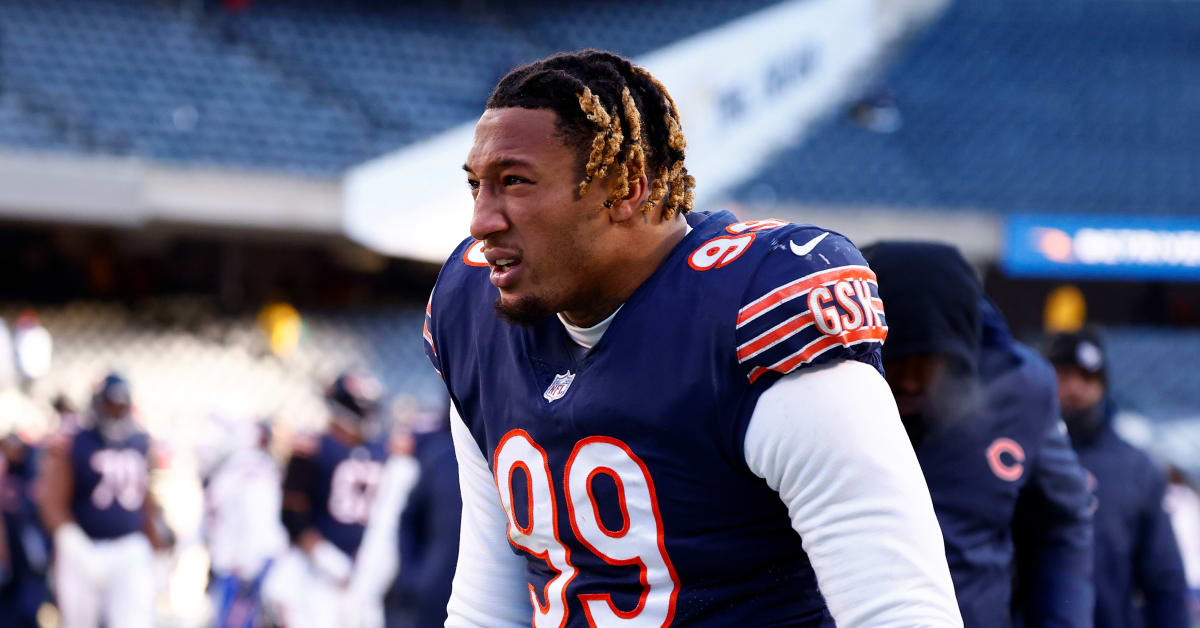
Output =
[
  {"x1": 0, "y1": 433, "x2": 51, "y2": 628},
  {"x1": 37, "y1": 372, "x2": 162, "y2": 628},
  {"x1": 424, "y1": 49, "x2": 961, "y2": 627},
  {"x1": 262, "y1": 368, "x2": 389, "y2": 628},
  {"x1": 863, "y1": 242, "x2": 1095, "y2": 627}
]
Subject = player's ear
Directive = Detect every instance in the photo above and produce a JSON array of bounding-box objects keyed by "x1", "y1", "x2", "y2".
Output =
[{"x1": 606, "y1": 173, "x2": 650, "y2": 224}]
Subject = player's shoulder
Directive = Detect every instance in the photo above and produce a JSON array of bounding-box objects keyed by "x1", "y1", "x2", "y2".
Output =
[
  {"x1": 682, "y1": 213, "x2": 862, "y2": 269},
  {"x1": 430, "y1": 236, "x2": 490, "y2": 302},
  {"x1": 288, "y1": 432, "x2": 321, "y2": 458},
  {"x1": 695, "y1": 215, "x2": 884, "y2": 384},
  {"x1": 425, "y1": 235, "x2": 494, "y2": 343}
]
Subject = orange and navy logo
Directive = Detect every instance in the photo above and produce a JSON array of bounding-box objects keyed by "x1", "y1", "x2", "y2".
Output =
[{"x1": 986, "y1": 438, "x2": 1026, "y2": 482}]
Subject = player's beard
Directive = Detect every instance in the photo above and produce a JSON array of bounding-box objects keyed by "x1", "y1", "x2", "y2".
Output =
[
  {"x1": 493, "y1": 294, "x2": 553, "y2": 326},
  {"x1": 492, "y1": 218, "x2": 601, "y2": 326}
]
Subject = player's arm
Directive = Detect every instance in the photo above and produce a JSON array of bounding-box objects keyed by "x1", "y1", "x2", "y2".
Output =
[
  {"x1": 423, "y1": 275, "x2": 528, "y2": 626},
  {"x1": 1133, "y1": 470, "x2": 1190, "y2": 627},
  {"x1": 0, "y1": 455, "x2": 9, "y2": 586},
  {"x1": 35, "y1": 433, "x2": 74, "y2": 533},
  {"x1": 141, "y1": 489, "x2": 167, "y2": 550},
  {"x1": 36, "y1": 434, "x2": 103, "y2": 582},
  {"x1": 734, "y1": 227, "x2": 957, "y2": 623},
  {"x1": 280, "y1": 435, "x2": 321, "y2": 551},
  {"x1": 1011, "y1": 407, "x2": 1094, "y2": 626},
  {"x1": 744, "y1": 359, "x2": 962, "y2": 627},
  {"x1": 280, "y1": 436, "x2": 355, "y2": 585},
  {"x1": 350, "y1": 444, "x2": 420, "y2": 601},
  {"x1": 141, "y1": 446, "x2": 171, "y2": 550},
  {"x1": 445, "y1": 405, "x2": 530, "y2": 628}
]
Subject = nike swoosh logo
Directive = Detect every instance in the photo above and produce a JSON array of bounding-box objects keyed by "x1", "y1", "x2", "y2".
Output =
[{"x1": 789, "y1": 232, "x2": 829, "y2": 256}]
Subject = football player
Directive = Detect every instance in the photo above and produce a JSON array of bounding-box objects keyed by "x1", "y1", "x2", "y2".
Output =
[
  {"x1": 863, "y1": 242, "x2": 1094, "y2": 627},
  {"x1": 37, "y1": 372, "x2": 162, "y2": 628},
  {"x1": 384, "y1": 400, "x2": 461, "y2": 627},
  {"x1": 425, "y1": 50, "x2": 961, "y2": 626},
  {"x1": 0, "y1": 432, "x2": 51, "y2": 628},
  {"x1": 261, "y1": 369, "x2": 389, "y2": 628},
  {"x1": 200, "y1": 417, "x2": 287, "y2": 628}
]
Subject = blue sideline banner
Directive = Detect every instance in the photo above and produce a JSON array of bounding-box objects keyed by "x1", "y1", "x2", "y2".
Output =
[{"x1": 1004, "y1": 213, "x2": 1200, "y2": 281}]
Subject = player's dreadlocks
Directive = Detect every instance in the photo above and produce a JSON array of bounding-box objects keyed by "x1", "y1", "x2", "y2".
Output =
[{"x1": 486, "y1": 50, "x2": 696, "y2": 220}]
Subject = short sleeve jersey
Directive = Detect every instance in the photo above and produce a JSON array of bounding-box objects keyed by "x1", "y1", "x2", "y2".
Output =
[
  {"x1": 309, "y1": 434, "x2": 387, "y2": 557},
  {"x1": 70, "y1": 427, "x2": 150, "y2": 540},
  {"x1": 424, "y1": 211, "x2": 888, "y2": 626}
]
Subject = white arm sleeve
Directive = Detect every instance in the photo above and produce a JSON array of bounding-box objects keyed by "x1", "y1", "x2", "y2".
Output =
[
  {"x1": 351, "y1": 455, "x2": 420, "y2": 599},
  {"x1": 744, "y1": 359, "x2": 962, "y2": 627},
  {"x1": 445, "y1": 405, "x2": 531, "y2": 628}
]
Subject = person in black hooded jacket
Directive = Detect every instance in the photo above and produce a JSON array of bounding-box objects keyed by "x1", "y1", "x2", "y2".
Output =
[
  {"x1": 1046, "y1": 330, "x2": 1188, "y2": 628},
  {"x1": 863, "y1": 241, "x2": 1094, "y2": 627}
]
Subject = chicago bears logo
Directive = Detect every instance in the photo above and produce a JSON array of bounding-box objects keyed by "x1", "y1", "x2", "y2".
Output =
[
  {"x1": 986, "y1": 438, "x2": 1026, "y2": 482},
  {"x1": 544, "y1": 371, "x2": 576, "y2": 402}
]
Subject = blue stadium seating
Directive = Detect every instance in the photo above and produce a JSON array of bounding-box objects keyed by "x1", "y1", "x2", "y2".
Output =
[
  {"x1": 0, "y1": 0, "x2": 778, "y2": 173},
  {"x1": 734, "y1": 0, "x2": 1200, "y2": 215},
  {"x1": 1105, "y1": 327, "x2": 1200, "y2": 422},
  {"x1": 2, "y1": 0, "x2": 1195, "y2": 207}
]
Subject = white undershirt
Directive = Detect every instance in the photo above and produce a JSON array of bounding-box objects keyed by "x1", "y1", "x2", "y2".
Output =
[{"x1": 556, "y1": 308, "x2": 620, "y2": 350}]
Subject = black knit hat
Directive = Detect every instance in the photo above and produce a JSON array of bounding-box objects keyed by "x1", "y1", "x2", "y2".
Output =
[{"x1": 1046, "y1": 329, "x2": 1107, "y2": 381}]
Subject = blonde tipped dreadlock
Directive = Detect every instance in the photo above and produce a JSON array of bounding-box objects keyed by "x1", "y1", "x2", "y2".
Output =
[
  {"x1": 632, "y1": 64, "x2": 694, "y2": 218},
  {"x1": 618, "y1": 87, "x2": 649, "y2": 214},
  {"x1": 487, "y1": 49, "x2": 696, "y2": 219},
  {"x1": 576, "y1": 87, "x2": 623, "y2": 198}
]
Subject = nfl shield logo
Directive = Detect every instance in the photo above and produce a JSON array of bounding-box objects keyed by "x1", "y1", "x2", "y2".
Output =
[{"x1": 543, "y1": 371, "x2": 576, "y2": 403}]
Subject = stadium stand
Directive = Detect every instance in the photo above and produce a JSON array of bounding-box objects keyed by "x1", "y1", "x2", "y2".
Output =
[
  {"x1": 733, "y1": 0, "x2": 1200, "y2": 215},
  {"x1": 0, "y1": 299, "x2": 442, "y2": 435},
  {"x1": 1106, "y1": 327, "x2": 1200, "y2": 423},
  {"x1": 0, "y1": 0, "x2": 780, "y2": 174}
]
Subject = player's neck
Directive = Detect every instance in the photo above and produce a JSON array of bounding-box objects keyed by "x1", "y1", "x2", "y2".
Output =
[{"x1": 560, "y1": 216, "x2": 688, "y2": 328}]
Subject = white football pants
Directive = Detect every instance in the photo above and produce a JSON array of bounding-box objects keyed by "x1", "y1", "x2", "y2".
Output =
[
  {"x1": 261, "y1": 547, "x2": 373, "y2": 628},
  {"x1": 55, "y1": 532, "x2": 154, "y2": 628}
]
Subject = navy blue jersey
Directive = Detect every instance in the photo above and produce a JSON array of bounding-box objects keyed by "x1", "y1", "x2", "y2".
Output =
[
  {"x1": 69, "y1": 427, "x2": 150, "y2": 540},
  {"x1": 309, "y1": 434, "x2": 386, "y2": 557},
  {"x1": 1, "y1": 443, "x2": 50, "y2": 625},
  {"x1": 425, "y1": 211, "x2": 888, "y2": 626}
]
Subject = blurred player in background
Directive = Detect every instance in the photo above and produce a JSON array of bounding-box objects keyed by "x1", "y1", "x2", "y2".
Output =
[
  {"x1": 37, "y1": 372, "x2": 164, "y2": 628},
  {"x1": 427, "y1": 49, "x2": 960, "y2": 626},
  {"x1": 863, "y1": 242, "x2": 1094, "y2": 627},
  {"x1": 1162, "y1": 465, "x2": 1200, "y2": 621},
  {"x1": 1046, "y1": 330, "x2": 1189, "y2": 628},
  {"x1": 0, "y1": 432, "x2": 51, "y2": 628},
  {"x1": 345, "y1": 416, "x2": 419, "y2": 628},
  {"x1": 200, "y1": 417, "x2": 287, "y2": 628},
  {"x1": 384, "y1": 399, "x2": 461, "y2": 628},
  {"x1": 262, "y1": 368, "x2": 389, "y2": 628}
]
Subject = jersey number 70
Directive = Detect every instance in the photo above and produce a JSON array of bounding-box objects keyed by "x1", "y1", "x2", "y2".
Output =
[{"x1": 493, "y1": 430, "x2": 681, "y2": 628}]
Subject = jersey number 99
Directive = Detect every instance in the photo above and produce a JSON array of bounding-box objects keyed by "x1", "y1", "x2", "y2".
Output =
[{"x1": 494, "y1": 430, "x2": 680, "y2": 628}]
